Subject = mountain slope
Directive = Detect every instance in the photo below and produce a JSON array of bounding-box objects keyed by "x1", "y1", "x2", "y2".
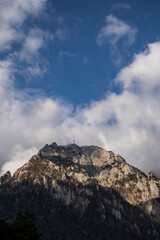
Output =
[{"x1": 0, "y1": 142, "x2": 160, "y2": 239}]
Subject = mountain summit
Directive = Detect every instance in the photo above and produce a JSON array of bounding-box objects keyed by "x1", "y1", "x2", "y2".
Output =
[{"x1": 0, "y1": 143, "x2": 160, "y2": 239}]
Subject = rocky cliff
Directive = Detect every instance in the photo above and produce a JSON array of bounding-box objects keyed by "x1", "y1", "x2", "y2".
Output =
[{"x1": 0, "y1": 143, "x2": 160, "y2": 239}]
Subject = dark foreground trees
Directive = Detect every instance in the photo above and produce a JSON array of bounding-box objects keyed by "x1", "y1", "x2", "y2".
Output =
[{"x1": 0, "y1": 209, "x2": 41, "y2": 240}]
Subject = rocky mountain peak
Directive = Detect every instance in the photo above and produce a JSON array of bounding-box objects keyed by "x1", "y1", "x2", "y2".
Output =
[
  {"x1": 0, "y1": 142, "x2": 160, "y2": 239},
  {"x1": 8, "y1": 142, "x2": 160, "y2": 209}
]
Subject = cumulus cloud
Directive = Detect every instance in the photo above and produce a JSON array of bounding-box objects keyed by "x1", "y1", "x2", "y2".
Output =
[
  {"x1": 116, "y1": 42, "x2": 160, "y2": 91},
  {"x1": 1, "y1": 42, "x2": 160, "y2": 177},
  {"x1": 96, "y1": 15, "x2": 137, "y2": 46}
]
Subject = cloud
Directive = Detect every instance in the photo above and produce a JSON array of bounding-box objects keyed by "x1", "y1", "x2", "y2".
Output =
[
  {"x1": 58, "y1": 51, "x2": 74, "y2": 60},
  {"x1": 96, "y1": 15, "x2": 137, "y2": 66},
  {"x1": 15, "y1": 27, "x2": 65, "y2": 78},
  {"x1": 116, "y1": 42, "x2": 160, "y2": 91},
  {"x1": 1, "y1": 145, "x2": 38, "y2": 175},
  {"x1": 79, "y1": 42, "x2": 160, "y2": 175},
  {"x1": 18, "y1": 28, "x2": 52, "y2": 62},
  {"x1": 0, "y1": 0, "x2": 67, "y2": 80},
  {"x1": 111, "y1": 3, "x2": 131, "y2": 11},
  {"x1": 27, "y1": 63, "x2": 48, "y2": 78},
  {"x1": 96, "y1": 15, "x2": 137, "y2": 46},
  {"x1": 1, "y1": 42, "x2": 160, "y2": 177},
  {"x1": 0, "y1": 0, "x2": 47, "y2": 51},
  {"x1": 0, "y1": 26, "x2": 22, "y2": 51}
]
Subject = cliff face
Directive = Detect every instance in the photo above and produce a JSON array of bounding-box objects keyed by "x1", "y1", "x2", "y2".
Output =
[{"x1": 0, "y1": 142, "x2": 160, "y2": 239}]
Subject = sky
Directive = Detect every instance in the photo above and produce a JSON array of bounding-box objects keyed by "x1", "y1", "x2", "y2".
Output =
[{"x1": 0, "y1": 0, "x2": 160, "y2": 176}]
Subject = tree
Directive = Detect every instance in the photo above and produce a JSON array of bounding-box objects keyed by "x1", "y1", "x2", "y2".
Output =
[{"x1": 0, "y1": 209, "x2": 41, "y2": 240}]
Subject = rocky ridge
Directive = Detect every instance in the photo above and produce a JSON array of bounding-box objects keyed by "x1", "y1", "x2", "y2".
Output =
[{"x1": 0, "y1": 142, "x2": 160, "y2": 239}]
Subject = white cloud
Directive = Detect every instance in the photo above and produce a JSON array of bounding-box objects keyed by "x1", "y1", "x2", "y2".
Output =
[
  {"x1": 19, "y1": 28, "x2": 52, "y2": 62},
  {"x1": 0, "y1": 0, "x2": 47, "y2": 51},
  {"x1": 116, "y1": 42, "x2": 160, "y2": 91},
  {"x1": 1, "y1": 42, "x2": 160, "y2": 177},
  {"x1": 1, "y1": 145, "x2": 38, "y2": 175},
  {"x1": 0, "y1": 0, "x2": 46, "y2": 26},
  {"x1": 0, "y1": 0, "x2": 65, "y2": 80},
  {"x1": 0, "y1": 26, "x2": 21, "y2": 51},
  {"x1": 96, "y1": 15, "x2": 137, "y2": 46},
  {"x1": 27, "y1": 63, "x2": 47, "y2": 78}
]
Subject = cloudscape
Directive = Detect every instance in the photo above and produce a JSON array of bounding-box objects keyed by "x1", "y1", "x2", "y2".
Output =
[{"x1": 0, "y1": 0, "x2": 160, "y2": 176}]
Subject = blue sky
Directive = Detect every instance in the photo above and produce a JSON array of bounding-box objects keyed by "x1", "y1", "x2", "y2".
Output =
[
  {"x1": 13, "y1": 0, "x2": 160, "y2": 105},
  {"x1": 0, "y1": 0, "x2": 160, "y2": 176}
]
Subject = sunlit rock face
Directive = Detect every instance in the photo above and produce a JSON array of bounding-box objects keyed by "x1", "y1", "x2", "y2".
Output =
[{"x1": 0, "y1": 142, "x2": 160, "y2": 240}]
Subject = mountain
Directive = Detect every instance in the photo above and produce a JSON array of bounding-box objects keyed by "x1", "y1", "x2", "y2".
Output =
[{"x1": 0, "y1": 142, "x2": 160, "y2": 240}]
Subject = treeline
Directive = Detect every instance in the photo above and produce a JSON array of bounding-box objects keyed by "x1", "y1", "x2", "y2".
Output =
[{"x1": 0, "y1": 209, "x2": 41, "y2": 240}]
